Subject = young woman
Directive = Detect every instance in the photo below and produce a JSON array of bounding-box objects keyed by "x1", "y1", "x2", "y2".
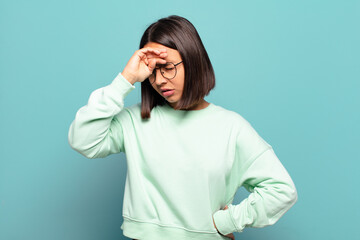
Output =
[{"x1": 68, "y1": 15, "x2": 298, "y2": 240}]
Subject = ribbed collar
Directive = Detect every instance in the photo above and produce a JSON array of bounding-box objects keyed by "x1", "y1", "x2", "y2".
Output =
[{"x1": 158, "y1": 101, "x2": 217, "y2": 119}]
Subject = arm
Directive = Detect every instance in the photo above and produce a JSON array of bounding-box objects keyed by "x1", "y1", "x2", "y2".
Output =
[
  {"x1": 68, "y1": 47, "x2": 168, "y2": 158},
  {"x1": 68, "y1": 72, "x2": 135, "y2": 158},
  {"x1": 212, "y1": 121, "x2": 298, "y2": 235}
]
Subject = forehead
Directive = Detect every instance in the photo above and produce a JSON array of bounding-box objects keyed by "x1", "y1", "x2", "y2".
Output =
[{"x1": 143, "y1": 42, "x2": 182, "y2": 62}]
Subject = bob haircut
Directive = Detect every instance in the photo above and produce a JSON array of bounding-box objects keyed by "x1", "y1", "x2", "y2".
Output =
[{"x1": 139, "y1": 15, "x2": 216, "y2": 119}]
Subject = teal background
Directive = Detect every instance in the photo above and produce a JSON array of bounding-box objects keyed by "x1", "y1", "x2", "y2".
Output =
[{"x1": 1, "y1": 0, "x2": 359, "y2": 239}]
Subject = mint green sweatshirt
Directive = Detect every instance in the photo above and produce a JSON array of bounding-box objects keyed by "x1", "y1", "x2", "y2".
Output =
[{"x1": 68, "y1": 72, "x2": 298, "y2": 240}]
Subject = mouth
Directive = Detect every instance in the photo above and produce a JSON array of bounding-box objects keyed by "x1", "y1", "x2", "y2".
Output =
[{"x1": 161, "y1": 89, "x2": 175, "y2": 97}]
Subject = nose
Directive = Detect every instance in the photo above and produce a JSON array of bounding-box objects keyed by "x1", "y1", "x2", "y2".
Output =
[{"x1": 154, "y1": 69, "x2": 168, "y2": 85}]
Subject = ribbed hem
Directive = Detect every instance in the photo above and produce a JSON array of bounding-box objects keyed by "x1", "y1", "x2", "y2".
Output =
[{"x1": 120, "y1": 216, "x2": 229, "y2": 240}]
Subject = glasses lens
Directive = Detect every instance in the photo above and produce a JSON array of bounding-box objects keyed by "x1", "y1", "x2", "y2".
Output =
[
  {"x1": 161, "y1": 62, "x2": 176, "y2": 79},
  {"x1": 148, "y1": 63, "x2": 176, "y2": 84}
]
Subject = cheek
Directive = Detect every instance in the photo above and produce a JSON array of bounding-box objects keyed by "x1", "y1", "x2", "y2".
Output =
[
  {"x1": 176, "y1": 72, "x2": 185, "y2": 89},
  {"x1": 179, "y1": 77, "x2": 185, "y2": 90}
]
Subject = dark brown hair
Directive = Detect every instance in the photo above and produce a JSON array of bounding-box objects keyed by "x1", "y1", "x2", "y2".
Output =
[{"x1": 139, "y1": 15, "x2": 215, "y2": 119}]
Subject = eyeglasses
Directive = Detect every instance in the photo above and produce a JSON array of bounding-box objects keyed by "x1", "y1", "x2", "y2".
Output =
[{"x1": 148, "y1": 61, "x2": 183, "y2": 84}]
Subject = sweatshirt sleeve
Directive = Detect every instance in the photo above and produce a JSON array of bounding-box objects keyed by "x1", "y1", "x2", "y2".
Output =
[
  {"x1": 68, "y1": 72, "x2": 135, "y2": 159},
  {"x1": 212, "y1": 120, "x2": 298, "y2": 235}
]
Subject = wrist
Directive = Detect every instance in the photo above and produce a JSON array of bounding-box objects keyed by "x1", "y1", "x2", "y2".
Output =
[{"x1": 121, "y1": 71, "x2": 137, "y2": 85}]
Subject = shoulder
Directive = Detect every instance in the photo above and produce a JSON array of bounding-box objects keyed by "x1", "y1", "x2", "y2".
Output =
[
  {"x1": 212, "y1": 104, "x2": 251, "y2": 128},
  {"x1": 216, "y1": 105, "x2": 272, "y2": 149},
  {"x1": 210, "y1": 104, "x2": 267, "y2": 148}
]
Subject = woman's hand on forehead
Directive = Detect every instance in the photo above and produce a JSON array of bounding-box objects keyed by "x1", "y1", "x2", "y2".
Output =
[
  {"x1": 143, "y1": 49, "x2": 167, "y2": 61},
  {"x1": 142, "y1": 47, "x2": 167, "y2": 55},
  {"x1": 140, "y1": 48, "x2": 170, "y2": 67},
  {"x1": 121, "y1": 47, "x2": 168, "y2": 84}
]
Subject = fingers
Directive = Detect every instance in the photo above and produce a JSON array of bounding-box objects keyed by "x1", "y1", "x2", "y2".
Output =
[
  {"x1": 148, "y1": 59, "x2": 156, "y2": 71},
  {"x1": 145, "y1": 53, "x2": 167, "y2": 60},
  {"x1": 139, "y1": 47, "x2": 167, "y2": 54},
  {"x1": 144, "y1": 53, "x2": 167, "y2": 69},
  {"x1": 148, "y1": 58, "x2": 167, "y2": 72},
  {"x1": 156, "y1": 58, "x2": 167, "y2": 65},
  {"x1": 137, "y1": 48, "x2": 167, "y2": 66},
  {"x1": 136, "y1": 48, "x2": 166, "y2": 61},
  {"x1": 138, "y1": 48, "x2": 167, "y2": 60}
]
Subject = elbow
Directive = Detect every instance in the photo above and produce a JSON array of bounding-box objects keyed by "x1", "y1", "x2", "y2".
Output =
[
  {"x1": 289, "y1": 183, "x2": 298, "y2": 206},
  {"x1": 279, "y1": 181, "x2": 298, "y2": 208},
  {"x1": 68, "y1": 131, "x2": 82, "y2": 155},
  {"x1": 271, "y1": 181, "x2": 298, "y2": 217},
  {"x1": 266, "y1": 184, "x2": 298, "y2": 226},
  {"x1": 68, "y1": 139, "x2": 95, "y2": 159},
  {"x1": 70, "y1": 144, "x2": 99, "y2": 159},
  {"x1": 278, "y1": 175, "x2": 298, "y2": 207},
  {"x1": 68, "y1": 129, "x2": 97, "y2": 159},
  {"x1": 285, "y1": 178, "x2": 298, "y2": 206},
  {"x1": 292, "y1": 183, "x2": 298, "y2": 202},
  {"x1": 278, "y1": 181, "x2": 298, "y2": 215},
  {"x1": 68, "y1": 123, "x2": 82, "y2": 153}
]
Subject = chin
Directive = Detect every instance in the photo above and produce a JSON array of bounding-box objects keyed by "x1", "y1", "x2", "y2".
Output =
[
  {"x1": 165, "y1": 99, "x2": 179, "y2": 107},
  {"x1": 166, "y1": 98, "x2": 179, "y2": 104}
]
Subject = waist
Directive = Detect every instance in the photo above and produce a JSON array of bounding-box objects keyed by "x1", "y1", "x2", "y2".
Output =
[{"x1": 121, "y1": 216, "x2": 228, "y2": 240}]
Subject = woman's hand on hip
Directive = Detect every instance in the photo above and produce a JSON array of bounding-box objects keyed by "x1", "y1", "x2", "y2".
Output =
[{"x1": 213, "y1": 205, "x2": 235, "y2": 240}]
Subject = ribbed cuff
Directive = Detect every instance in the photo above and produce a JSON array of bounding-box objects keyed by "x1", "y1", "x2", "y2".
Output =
[
  {"x1": 108, "y1": 72, "x2": 135, "y2": 98},
  {"x1": 212, "y1": 205, "x2": 238, "y2": 235}
]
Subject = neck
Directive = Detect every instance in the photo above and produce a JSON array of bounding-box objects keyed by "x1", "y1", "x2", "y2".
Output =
[{"x1": 169, "y1": 99, "x2": 209, "y2": 110}]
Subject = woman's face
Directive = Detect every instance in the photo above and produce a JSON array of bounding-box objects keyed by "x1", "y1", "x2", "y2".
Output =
[{"x1": 143, "y1": 42, "x2": 185, "y2": 108}]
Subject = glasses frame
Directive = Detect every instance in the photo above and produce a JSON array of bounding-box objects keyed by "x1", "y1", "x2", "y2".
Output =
[{"x1": 149, "y1": 61, "x2": 183, "y2": 84}]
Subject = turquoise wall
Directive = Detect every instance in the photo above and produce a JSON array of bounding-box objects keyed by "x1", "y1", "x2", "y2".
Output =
[{"x1": 1, "y1": 0, "x2": 359, "y2": 239}]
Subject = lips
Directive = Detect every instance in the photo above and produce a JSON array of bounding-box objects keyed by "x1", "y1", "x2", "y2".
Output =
[
  {"x1": 161, "y1": 89, "x2": 175, "y2": 97},
  {"x1": 160, "y1": 88, "x2": 174, "y2": 92}
]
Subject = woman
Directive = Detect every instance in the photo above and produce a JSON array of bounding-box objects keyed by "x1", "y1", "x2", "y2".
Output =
[{"x1": 68, "y1": 15, "x2": 298, "y2": 240}]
